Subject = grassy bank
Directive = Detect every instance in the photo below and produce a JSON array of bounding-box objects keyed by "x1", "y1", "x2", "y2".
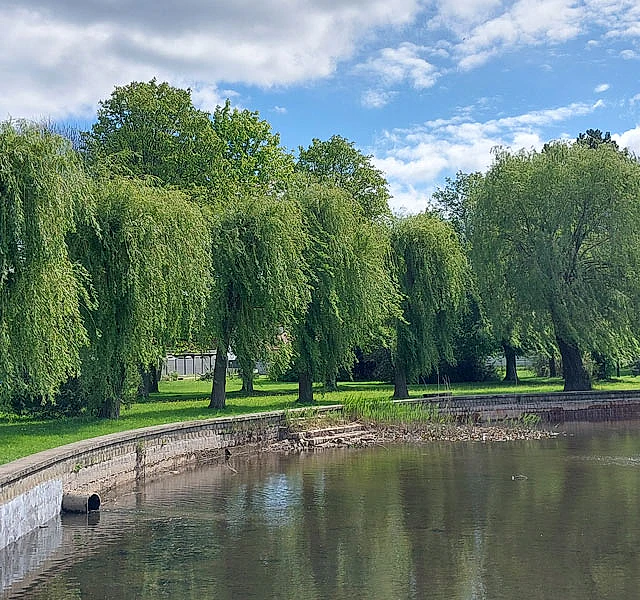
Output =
[{"x1": 2, "y1": 373, "x2": 640, "y2": 465}]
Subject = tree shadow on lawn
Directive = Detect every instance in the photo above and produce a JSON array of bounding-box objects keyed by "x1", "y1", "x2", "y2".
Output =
[
  {"x1": 141, "y1": 391, "x2": 211, "y2": 403},
  {"x1": 326, "y1": 382, "x2": 394, "y2": 394},
  {"x1": 149, "y1": 384, "x2": 362, "y2": 403}
]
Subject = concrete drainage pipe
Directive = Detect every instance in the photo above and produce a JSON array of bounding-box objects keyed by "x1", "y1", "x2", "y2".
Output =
[{"x1": 61, "y1": 493, "x2": 101, "y2": 513}]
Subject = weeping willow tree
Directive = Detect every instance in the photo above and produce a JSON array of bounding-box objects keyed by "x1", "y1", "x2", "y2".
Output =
[
  {"x1": 205, "y1": 101, "x2": 298, "y2": 401},
  {"x1": 470, "y1": 142, "x2": 640, "y2": 391},
  {"x1": 391, "y1": 213, "x2": 468, "y2": 399},
  {"x1": 0, "y1": 121, "x2": 90, "y2": 405},
  {"x1": 290, "y1": 180, "x2": 400, "y2": 404},
  {"x1": 206, "y1": 192, "x2": 308, "y2": 408},
  {"x1": 74, "y1": 177, "x2": 211, "y2": 418}
]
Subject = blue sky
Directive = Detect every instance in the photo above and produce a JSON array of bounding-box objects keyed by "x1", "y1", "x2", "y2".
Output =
[{"x1": 2, "y1": 0, "x2": 640, "y2": 212}]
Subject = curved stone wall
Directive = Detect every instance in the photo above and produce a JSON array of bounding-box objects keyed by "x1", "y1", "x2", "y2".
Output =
[{"x1": 0, "y1": 408, "x2": 310, "y2": 551}]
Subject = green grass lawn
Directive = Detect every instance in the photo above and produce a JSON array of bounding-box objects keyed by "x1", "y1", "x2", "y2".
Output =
[{"x1": 2, "y1": 372, "x2": 640, "y2": 465}]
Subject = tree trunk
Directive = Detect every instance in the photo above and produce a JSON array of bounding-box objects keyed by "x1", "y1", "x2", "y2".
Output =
[
  {"x1": 99, "y1": 362, "x2": 124, "y2": 418},
  {"x1": 549, "y1": 354, "x2": 557, "y2": 378},
  {"x1": 98, "y1": 397, "x2": 121, "y2": 419},
  {"x1": 557, "y1": 337, "x2": 591, "y2": 391},
  {"x1": 241, "y1": 373, "x2": 254, "y2": 394},
  {"x1": 298, "y1": 370, "x2": 314, "y2": 404},
  {"x1": 150, "y1": 362, "x2": 160, "y2": 393},
  {"x1": 209, "y1": 343, "x2": 228, "y2": 409},
  {"x1": 502, "y1": 342, "x2": 519, "y2": 383},
  {"x1": 240, "y1": 357, "x2": 255, "y2": 394},
  {"x1": 139, "y1": 360, "x2": 161, "y2": 398},
  {"x1": 324, "y1": 373, "x2": 338, "y2": 392},
  {"x1": 591, "y1": 352, "x2": 607, "y2": 380},
  {"x1": 393, "y1": 366, "x2": 409, "y2": 399},
  {"x1": 139, "y1": 366, "x2": 152, "y2": 399}
]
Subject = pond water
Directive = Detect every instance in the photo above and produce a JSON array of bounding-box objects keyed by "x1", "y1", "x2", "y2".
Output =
[{"x1": 3, "y1": 422, "x2": 640, "y2": 599}]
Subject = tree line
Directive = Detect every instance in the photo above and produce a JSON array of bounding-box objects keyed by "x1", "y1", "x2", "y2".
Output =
[{"x1": 1, "y1": 77, "x2": 638, "y2": 418}]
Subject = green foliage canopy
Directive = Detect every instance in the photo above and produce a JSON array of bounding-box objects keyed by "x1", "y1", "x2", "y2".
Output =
[
  {"x1": 297, "y1": 135, "x2": 391, "y2": 221},
  {"x1": 75, "y1": 177, "x2": 212, "y2": 417},
  {"x1": 390, "y1": 212, "x2": 468, "y2": 398},
  {"x1": 0, "y1": 122, "x2": 90, "y2": 403},
  {"x1": 82, "y1": 79, "x2": 224, "y2": 189},
  {"x1": 211, "y1": 100, "x2": 294, "y2": 202},
  {"x1": 470, "y1": 142, "x2": 640, "y2": 390},
  {"x1": 436, "y1": 170, "x2": 549, "y2": 380}
]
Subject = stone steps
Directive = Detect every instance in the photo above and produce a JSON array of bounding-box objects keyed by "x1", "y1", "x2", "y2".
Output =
[
  {"x1": 284, "y1": 423, "x2": 376, "y2": 449},
  {"x1": 289, "y1": 422, "x2": 366, "y2": 440}
]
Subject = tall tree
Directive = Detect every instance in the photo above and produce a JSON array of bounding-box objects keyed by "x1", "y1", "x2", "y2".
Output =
[
  {"x1": 204, "y1": 104, "x2": 300, "y2": 407},
  {"x1": 211, "y1": 100, "x2": 294, "y2": 201},
  {"x1": 434, "y1": 171, "x2": 539, "y2": 383},
  {"x1": 0, "y1": 122, "x2": 89, "y2": 404},
  {"x1": 206, "y1": 192, "x2": 308, "y2": 408},
  {"x1": 575, "y1": 128, "x2": 619, "y2": 151},
  {"x1": 82, "y1": 79, "x2": 224, "y2": 188},
  {"x1": 390, "y1": 213, "x2": 468, "y2": 399},
  {"x1": 290, "y1": 179, "x2": 399, "y2": 404},
  {"x1": 470, "y1": 142, "x2": 640, "y2": 391},
  {"x1": 432, "y1": 171, "x2": 483, "y2": 244},
  {"x1": 0, "y1": 122, "x2": 91, "y2": 400},
  {"x1": 297, "y1": 135, "x2": 391, "y2": 222},
  {"x1": 297, "y1": 135, "x2": 393, "y2": 390},
  {"x1": 74, "y1": 177, "x2": 211, "y2": 418}
]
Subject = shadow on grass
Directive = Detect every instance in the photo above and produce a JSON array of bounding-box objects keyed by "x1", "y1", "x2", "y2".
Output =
[
  {"x1": 139, "y1": 392, "x2": 211, "y2": 403},
  {"x1": 147, "y1": 382, "x2": 385, "y2": 403},
  {"x1": 322, "y1": 382, "x2": 394, "y2": 393}
]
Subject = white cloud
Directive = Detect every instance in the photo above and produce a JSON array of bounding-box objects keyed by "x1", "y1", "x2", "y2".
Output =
[
  {"x1": 589, "y1": 0, "x2": 640, "y2": 39},
  {"x1": 272, "y1": 106, "x2": 288, "y2": 114},
  {"x1": 594, "y1": 83, "x2": 610, "y2": 93},
  {"x1": 361, "y1": 89, "x2": 397, "y2": 109},
  {"x1": 189, "y1": 85, "x2": 228, "y2": 112},
  {"x1": 374, "y1": 101, "x2": 604, "y2": 213},
  {"x1": 613, "y1": 126, "x2": 640, "y2": 155},
  {"x1": 431, "y1": 0, "x2": 504, "y2": 28},
  {"x1": 453, "y1": 0, "x2": 584, "y2": 70},
  {"x1": 358, "y1": 43, "x2": 439, "y2": 89},
  {"x1": 386, "y1": 182, "x2": 435, "y2": 216},
  {"x1": 428, "y1": 0, "x2": 640, "y2": 73},
  {"x1": 621, "y1": 49, "x2": 637, "y2": 59},
  {"x1": 0, "y1": 0, "x2": 422, "y2": 119}
]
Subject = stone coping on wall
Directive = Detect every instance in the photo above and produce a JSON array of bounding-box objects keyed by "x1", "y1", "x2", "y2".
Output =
[
  {"x1": 414, "y1": 388, "x2": 640, "y2": 406},
  {"x1": 403, "y1": 389, "x2": 640, "y2": 419}
]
